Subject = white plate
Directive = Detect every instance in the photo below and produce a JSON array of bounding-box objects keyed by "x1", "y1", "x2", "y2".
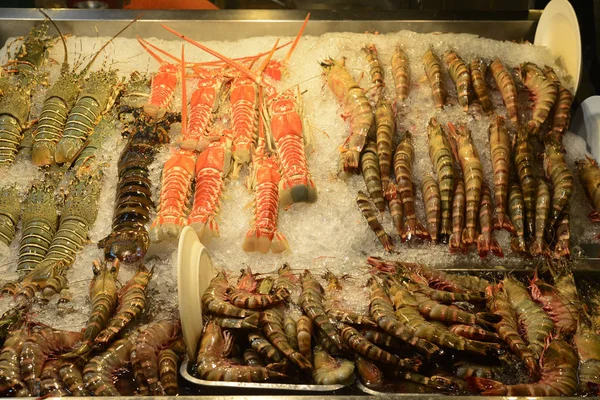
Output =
[
  {"x1": 177, "y1": 225, "x2": 216, "y2": 361},
  {"x1": 534, "y1": 0, "x2": 581, "y2": 92},
  {"x1": 571, "y1": 95, "x2": 600, "y2": 161}
]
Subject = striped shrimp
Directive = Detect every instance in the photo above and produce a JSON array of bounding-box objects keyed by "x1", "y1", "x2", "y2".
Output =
[
  {"x1": 448, "y1": 122, "x2": 482, "y2": 245},
  {"x1": 338, "y1": 323, "x2": 421, "y2": 371},
  {"x1": 544, "y1": 142, "x2": 573, "y2": 228},
  {"x1": 212, "y1": 314, "x2": 259, "y2": 330},
  {"x1": 242, "y1": 120, "x2": 288, "y2": 254},
  {"x1": 520, "y1": 62, "x2": 557, "y2": 136},
  {"x1": 530, "y1": 272, "x2": 577, "y2": 337},
  {"x1": 297, "y1": 316, "x2": 313, "y2": 359},
  {"x1": 0, "y1": 185, "x2": 19, "y2": 246},
  {"x1": 248, "y1": 331, "x2": 283, "y2": 362},
  {"x1": 489, "y1": 116, "x2": 513, "y2": 232},
  {"x1": 477, "y1": 183, "x2": 503, "y2": 258},
  {"x1": 388, "y1": 182, "x2": 403, "y2": 236},
  {"x1": 427, "y1": 118, "x2": 454, "y2": 243},
  {"x1": 421, "y1": 174, "x2": 441, "y2": 243},
  {"x1": 490, "y1": 58, "x2": 518, "y2": 124},
  {"x1": 31, "y1": 16, "x2": 136, "y2": 166},
  {"x1": 531, "y1": 179, "x2": 550, "y2": 256},
  {"x1": 83, "y1": 334, "x2": 136, "y2": 396},
  {"x1": 0, "y1": 329, "x2": 29, "y2": 397},
  {"x1": 367, "y1": 277, "x2": 440, "y2": 357},
  {"x1": 361, "y1": 141, "x2": 385, "y2": 212},
  {"x1": 273, "y1": 263, "x2": 296, "y2": 299},
  {"x1": 99, "y1": 111, "x2": 178, "y2": 263},
  {"x1": 187, "y1": 127, "x2": 232, "y2": 244},
  {"x1": 63, "y1": 259, "x2": 120, "y2": 358},
  {"x1": 158, "y1": 338, "x2": 185, "y2": 395},
  {"x1": 203, "y1": 271, "x2": 256, "y2": 318},
  {"x1": 363, "y1": 43, "x2": 385, "y2": 94},
  {"x1": 360, "y1": 328, "x2": 407, "y2": 350},
  {"x1": 354, "y1": 355, "x2": 384, "y2": 388},
  {"x1": 374, "y1": 98, "x2": 395, "y2": 198},
  {"x1": 260, "y1": 306, "x2": 312, "y2": 370},
  {"x1": 553, "y1": 210, "x2": 571, "y2": 259},
  {"x1": 509, "y1": 181, "x2": 527, "y2": 253},
  {"x1": 131, "y1": 320, "x2": 181, "y2": 394},
  {"x1": 95, "y1": 264, "x2": 153, "y2": 344},
  {"x1": 470, "y1": 59, "x2": 493, "y2": 114},
  {"x1": 422, "y1": 48, "x2": 446, "y2": 109},
  {"x1": 503, "y1": 276, "x2": 554, "y2": 358},
  {"x1": 244, "y1": 348, "x2": 264, "y2": 367},
  {"x1": 543, "y1": 65, "x2": 573, "y2": 141},
  {"x1": 20, "y1": 327, "x2": 82, "y2": 396},
  {"x1": 230, "y1": 271, "x2": 288, "y2": 309},
  {"x1": 470, "y1": 339, "x2": 577, "y2": 396},
  {"x1": 58, "y1": 360, "x2": 87, "y2": 396},
  {"x1": 395, "y1": 131, "x2": 428, "y2": 241},
  {"x1": 40, "y1": 359, "x2": 68, "y2": 397},
  {"x1": 449, "y1": 172, "x2": 466, "y2": 253},
  {"x1": 449, "y1": 325, "x2": 500, "y2": 343},
  {"x1": 444, "y1": 50, "x2": 470, "y2": 112},
  {"x1": 356, "y1": 191, "x2": 394, "y2": 252},
  {"x1": 300, "y1": 270, "x2": 343, "y2": 349},
  {"x1": 198, "y1": 321, "x2": 286, "y2": 382},
  {"x1": 55, "y1": 69, "x2": 121, "y2": 164},
  {"x1": 574, "y1": 319, "x2": 600, "y2": 394},
  {"x1": 15, "y1": 182, "x2": 58, "y2": 276},
  {"x1": 577, "y1": 155, "x2": 600, "y2": 222},
  {"x1": 391, "y1": 46, "x2": 410, "y2": 103},
  {"x1": 0, "y1": 81, "x2": 31, "y2": 167},
  {"x1": 312, "y1": 346, "x2": 355, "y2": 385},
  {"x1": 321, "y1": 57, "x2": 374, "y2": 172},
  {"x1": 283, "y1": 316, "x2": 299, "y2": 351},
  {"x1": 407, "y1": 272, "x2": 485, "y2": 304}
]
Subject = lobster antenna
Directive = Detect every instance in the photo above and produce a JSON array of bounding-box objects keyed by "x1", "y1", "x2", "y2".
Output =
[
  {"x1": 161, "y1": 24, "x2": 266, "y2": 88},
  {"x1": 137, "y1": 36, "x2": 164, "y2": 64},
  {"x1": 137, "y1": 36, "x2": 181, "y2": 63},
  {"x1": 283, "y1": 13, "x2": 310, "y2": 63},
  {"x1": 38, "y1": 9, "x2": 68, "y2": 72},
  {"x1": 257, "y1": 39, "x2": 280, "y2": 74},
  {"x1": 180, "y1": 44, "x2": 187, "y2": 137},
  {"x1": 80, "y1": 13, "x2": 143, "y2": 76},
  {"x1": 194, "y1": 40, "x2": 293, "y2": 68}
]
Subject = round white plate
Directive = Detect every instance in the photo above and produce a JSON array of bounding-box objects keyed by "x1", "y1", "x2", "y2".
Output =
[
  {"x1": 534, "y1": 0, "x2": 582, "y2": 92},
  {"x1": 177, "y1": 226, "x2": 216, "y2": 361}
]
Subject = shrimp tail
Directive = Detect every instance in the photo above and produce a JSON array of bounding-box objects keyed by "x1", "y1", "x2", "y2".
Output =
[
  {"x1": 489, "y1": 237, "x2": 504, "y2": 258},
  {"x1": 493, "y1": 215, "x2": 515, "y2": 233},
  {"x1": 462, "y1": 227, "x2": 477, "y2": 245}
]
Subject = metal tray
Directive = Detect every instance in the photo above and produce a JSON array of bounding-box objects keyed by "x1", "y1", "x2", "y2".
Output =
[{"x1": 180, "y1": 355, "x2": 354, "y2": 392}]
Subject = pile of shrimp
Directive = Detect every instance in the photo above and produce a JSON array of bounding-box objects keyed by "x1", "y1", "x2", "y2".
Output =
[
  {"x1": 331, "y1": 44, "x2": 581, "y2": 261},
  {"x1": 196, "y1": 259, "x2": 600, "y2": 396}
]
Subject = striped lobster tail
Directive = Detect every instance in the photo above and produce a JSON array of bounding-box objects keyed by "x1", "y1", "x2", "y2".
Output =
[{"x1": 0, "y1": 185, "x2": 20, "y2": 246}]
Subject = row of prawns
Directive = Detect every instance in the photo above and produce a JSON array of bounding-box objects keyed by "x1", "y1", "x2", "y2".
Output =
[
  {"x1": 0, "y1": 260, "x2": 184, "y2": 397},
  {"x1": 144, "y1": 15, "x2": 317, "y2": 254}
]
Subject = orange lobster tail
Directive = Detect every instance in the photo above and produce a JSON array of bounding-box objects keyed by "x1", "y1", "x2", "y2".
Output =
[{"x1": 145, "y1": 63, "x2": 179, "y2": 119}]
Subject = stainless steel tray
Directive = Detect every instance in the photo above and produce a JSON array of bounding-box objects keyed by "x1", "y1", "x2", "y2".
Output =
[{"x1": 180, "y1": 355, "x2": 354, "y2": 392}]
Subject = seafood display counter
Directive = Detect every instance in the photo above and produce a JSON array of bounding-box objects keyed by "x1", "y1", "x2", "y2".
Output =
[{"x1": 2, "y1": 5, "x2": 600, "y2": 399}]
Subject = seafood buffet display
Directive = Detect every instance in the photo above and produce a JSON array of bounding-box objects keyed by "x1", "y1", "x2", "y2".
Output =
[{"x1": 0, "y1": 10, "x2": 597, "y2": 397}]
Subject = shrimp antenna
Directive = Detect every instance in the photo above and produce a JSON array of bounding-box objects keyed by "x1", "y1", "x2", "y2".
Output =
[
  {"x1": 137, "y1": 36, "x2": 181, "y2": 64},
  {"x1": 283, "y1": 13, "x2": 310, "y2": 63},
  {"x1": 38, "y1": 9, "x2": 68, "y2": 73},
  {"x1": 80, "y1": 13, "x2": 143, "y2": 76},
  {"x1": 257, "y1": 39, "x2": 280, "y2": 74},
  {"x1": 180, "y1": 44, "x2": 187, "y2": 138}
]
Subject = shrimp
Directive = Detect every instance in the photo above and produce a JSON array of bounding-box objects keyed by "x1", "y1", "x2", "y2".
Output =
[
  {"x1": 212, "y1": 314, "x2": 259, "y2": 330},
  {"x1": 470, "y1": 59, "x2": 492, "y2": 114},
  {"x1": 520, "y1": 62, "x2": 557, "y2": 136},
  {"x1": 544, "y1": 142, "x2": 573, "y2": 228},
  {"x1": 391, "y1": 46, "x2": 410, "y2": 103},
  {"x1": 83, "y1": 335, "x2": 135, "y2": 396},
  {"x1": 448, "y1": 122, "x2": 483, "y2": 245},
  {"x1": 509, "y1": 181, "x2": 527, "y2": 253},
  {"x1": 530, "y1": 272, "x2": 577, "y2": 337},
  {"x1": 296, "y1": 315, "x2": 313, "y2": 359},
  {"x1": 444, "y1": 50, "x2": 470, "y2": 111},
  {"x1": 40, "y1": 359, "x2": 68, "y2": 397},
  {"x1": 577, "y1": 155, "x2": 600, "y2": 222},
  {"x1": 408, "y1": 272, "x2": 485, "y2": 304},
  {"x1": 513, "y1": 127, "x2": 537, "y2": 236},
  {"x1": 421, "y1": 174, "x2": 441, "y2": 243},
  {"x1": 363, "y1": 43, "x2": 384, "y2": 94},
  {"x1": 356, "y1": 191, "x2": 395, "y2": 252},
  {"x1": 503, "y1": 276, "x2": 553, "y2": 358},
  {"x1": 470, "y1": 339, "x2": 577, "y2": 395},
  {"x1": 312, "y1": 346, "x2": 354, "y2": 385},
  {"x1": 58, "y1": 360, "x2": 87, "y2": 396},
  {"x1": 158, "y1": 338, "x2": 185, "y2": 395},
  {"x1": 449, "y1": 175, "x2": 466, "y2": 253},
  {"x1": 321, "y1": 57, "x2": 374, "y2": 172},
  {"x1": 283, "y1": 316, "x2": 298, "y2": 351},
  {"x1": 453, "y1": 361, "x2": 500, "y2": 379},
  {"x1": 387, "y1": 183, "x2": 403, "y2": 236},
  {"x1": 0, "y1": 329, "x2": 29, "y2": 397},
  {"x1": 422, "y1": 48, "x2": 446, "y2": 109},
  {"x1": 477, "y1": 183, "x2": 503, "y2": 258},
  {"x1": 574, "y1": 319, "x2": 600, "y2": 394},
  {"x1": 489, "y1": 116, "x2": 513, "y2": 232},
  {"x1": 243, "y1": 348, "x2": 264, "y2": 367},
  {"x1": 197, "y1": 322, "x2": 286, "y2": 382},
  {"x1": 374, "y1": 99, "x2": 395, "y2": 198},
  {"x1": 553, "y1": 210, "x2": 571, "y2": 259},
  {"x1": 395, "y1": 131, "x2": 428, "y2": 241},
  {"x1": 260, "y1": 307, "x2": 312, "y2": 370},
  {"x1": 543, "y1": 65, "x2": 573, "y2": 141},
  {"x1": 230, "y1": 269, "x2": 287, "y2": 309},
  {"x1": 130, "y1": 319, "x2": 181, "y2": 394},
  {"x1": 449, "y1": 325, "x2": 500, "y2": 343},
  {"x1": 248, "y1": 331, "x2": 283, "y2": 362},
  {"x1": 63, "y1": 259, "x2": 120, "y2": 358},
  {"x1": 202, "y1": 271, "x2": 256, "y2": 318},
  {"x1": 361, "y1": 141, "x2": 385, "y2": 212},
  {"x1": 427, "y1": 118, "x2": 454, "y2": 243},
  {"x1": 531, "y1": 180, "x2": 550, "y2": 256},
  {"x1": 490, "y1": 58, "x2": 518, "y2": 124}
]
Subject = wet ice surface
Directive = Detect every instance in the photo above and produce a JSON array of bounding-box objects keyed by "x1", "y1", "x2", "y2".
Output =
[{"x1": 0, "y1": 30, "x2": 595, "y2": 329}]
